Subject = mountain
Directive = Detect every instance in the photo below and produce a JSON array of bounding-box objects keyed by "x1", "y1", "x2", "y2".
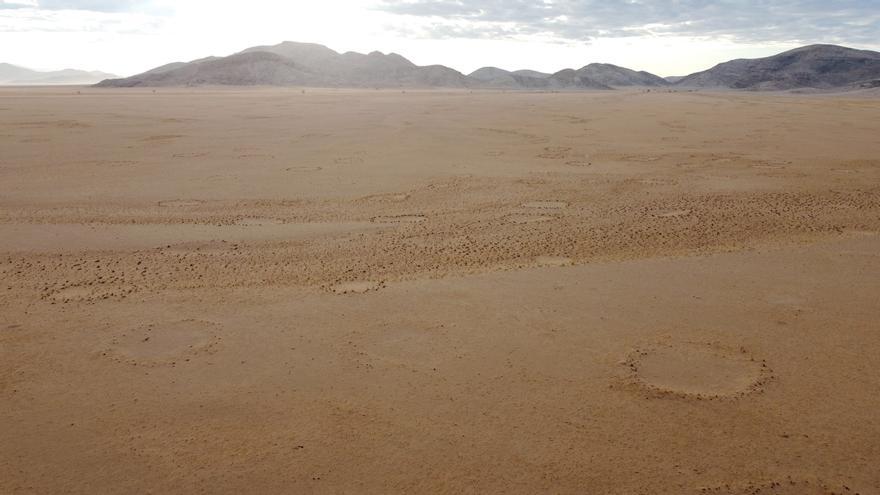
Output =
[
  {"x1": 241, "y1": 41, "x2": 341, "y2": 67},
  {"x1": 97, "y1": 41, "x2": 627, "y2": 89},
  {"x1": 470, "y1": 66, "x2": 520, "y2": 85},
  {"x1": 0, "y1": 63, "x2": 37, "y2": 82},
  {"x1": 544, "y1": 69, "x2": 613, "y2": 90},
  {"x1": 0, "y1": 63, "x2": 116, "y2": 85},
  {"x1": 95, "y1": 42, "x2": 879, "y2": 91},
  {"x1": 98, "y1": 41, "x2": 469, "y2": 88},
  {"x1": 468, "y1": 65, "x2": 663, "y2": 90},
  {"x1": 98, "y1": 52, "x2": 321, "y2": 87},
  {"x1": 512, "y1": 69, "x2": 551, "y2": 79},
  {"x1": 676, "y1": 44, "x2": 880, "y2": 90},
  {"x1": 241, "y1": 42, "x2": 429, "y2": 85},
  {"x1": 468, "y1": 67, "x2": 554, "y2": 88},
  {"x1": 407, "y1": 65, "x2": 470, "y2": 88},
  {"x1": 573, "y1": 63, "x2": 670, "y2": 87}
]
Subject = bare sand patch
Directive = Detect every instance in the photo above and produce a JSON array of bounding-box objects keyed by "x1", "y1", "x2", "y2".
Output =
[
  {"x1": 235, "y1": 217, "x2": 285, "y2": 226},
  {"x1": 362, "y1": 325, "x2": 457, "y2": 371},
  {"x1": 9, "y1": 120, "x2": 90, "y2": 129},
  {"x1": 523, "y1": 201, "x2": 568, "y2": 209},
  {"x1": 565, "y1": 160, "x2": 591, "y2": 167},
  {"x1": 285, "y1": 165, "x2": 323, "y2": 172},
  {"x1": 699, "y1": 478, "x2": 851, "y2": 495},
  {"x1": 371, "y1": 215, "x2": 427, "y2": 224},
  {"x1": 535, "y1": 256, "x2": 573, "y2": 266},
  {"x1": 359, "y1": 192, "x2": 411, "y2": 203},
  {"x1": 142, "y1": 134, "x2": 183, "y2": 142},
  {"x1": 619, "y1": 154, "x2": 663, "y2": 162},
  {"x1": 637, "y1": 178, "x2": 678, "y2": 186},
  {"x1": 158, "y1": 199, "x2": 205, "y2": 208},
  {"x1": 764, "y1": 294, "x2": 808, "y2": 309},
  {"x1": 507, "y1": 214, "x2": 556, "y2": 224},
  {"x1": 537, "y1": 146, "x2": 572, "y2": 159},
  {"x1": 0, "y1": 221, "x2": 386, "y2": 253},
  {"x1": 103, "y1": 319, "x2": 221, "y2": 366},
  {"x1": 237, "y1": 153, "x2": 275, "y2": 159},
  {"x1": 330, "y1": 280, "x2": 384, "y2": 294},
  {"x1": 48, "y1": 284, "x2": 136, "y2": 302},
  {"x1": 159, "y1": 240, "x2": 235, "y2": 255},
  {"x1": 334, "y1": 156, "x2": 365, "y2": 165},
  {"x1": 623, "y1": 342, "x2": 771, "y2": 399},
  {"x1": 172, "y1": 152, "x2": 209, "y2": 158}
]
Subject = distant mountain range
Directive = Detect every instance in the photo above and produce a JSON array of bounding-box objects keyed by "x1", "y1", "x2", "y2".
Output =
[
  {"x1": 86, "y1": 42, "x2": 880, "y2": 91},
  {"x1": 0, "y1": 63, "x2": 116, "y2": 85}
]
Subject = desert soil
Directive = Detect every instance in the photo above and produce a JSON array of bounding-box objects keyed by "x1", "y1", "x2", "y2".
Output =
[{"x1": 1, "y1": 86, "x2": 879, "y2": 494}]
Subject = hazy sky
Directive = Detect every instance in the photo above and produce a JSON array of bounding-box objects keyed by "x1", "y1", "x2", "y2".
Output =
[{"x1": 1, "y1": 0, "x2": 879, "y2": 77}]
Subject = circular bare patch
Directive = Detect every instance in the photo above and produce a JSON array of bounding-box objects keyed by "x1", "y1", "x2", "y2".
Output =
[
  {"x1": 507, "y1": 214, "x2": 555, "y2": 224},
  {"x1": 158, "y1": 199, "x2": 204, "y2": 208},
  {"x1": 236, "y1": 217, "x2": 284, "y2": 226},
  {"x1": 523, "y1": 201, "x2": 568, "y2": 209},
  {"x1": 622, "y1": 341, "x2": 772, "y2": 400},
  {"x1": 333, "y1": 156, "x2": 364, "y2": 165},
  {"x1": 330, "y1": 281, "x2": 384, "y2": 295},
  {"x1": 49, "y1": 284, "x2": 136, "y2": 302},
  {"x1": 699, "y1": 478, "x2": 852, "y2": 495},
  {"x1": 104, "y1": 319, "x2": 221, "y2": 366},
  {"x1": 361, "y1": 192, "x2": 411, "y2": 203},
  {"x1": 237, "y1": 153, "x2": 275, "y2": 160},
  {"x1": 371, "y1": 215, "x2": 427, "y2": 224},
  {"x1": 535, "y1": 256, "x2": 573, "y2": 267},
  {"x1": 637, "y1": 178, "x2": 677, "y2": 186},
  {"x1": 537, "y1": 146, "x2": 572, "y2": 159},
  {"x1": 161, "y1": 240, "x2": 233, "y2": 255}
]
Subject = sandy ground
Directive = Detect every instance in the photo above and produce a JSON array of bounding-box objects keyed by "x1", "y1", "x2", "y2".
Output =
[{"x1": 1, "y1": 86, "x2": 879, "y2": 494}]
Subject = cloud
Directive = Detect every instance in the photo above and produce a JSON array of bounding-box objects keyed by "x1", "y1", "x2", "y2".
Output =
[
  {"x1": 0, "y1": 0, "x2": 37, "y2": 7},
  {"x1": 0, "y1": 0, "x2": 166, "y2": 33},
  {"x1": 38, "y1": 0, "x2": 143, "y2": 11},
  {"x1": 0, "y1": 0, "x2": 156, "y2": 12},
  {"x1": 376, "y1": 0, "x2": 880, "y2": 46}
]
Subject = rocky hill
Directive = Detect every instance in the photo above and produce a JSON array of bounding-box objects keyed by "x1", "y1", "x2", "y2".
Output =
[
  {"x1": 574, "y1": 63, "x2": 670, "y2": 87},
  {"x1": 98, "y1": 42, "x2": 469, "y2": 88},
  {"x1": 675, "y1": 44, "x2": 880, "y2": 90},
  {"x1": 468, "y1": 64, "x2": 668, "y2": 90}
]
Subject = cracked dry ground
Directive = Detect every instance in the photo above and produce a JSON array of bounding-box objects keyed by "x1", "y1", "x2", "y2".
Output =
[{"x1": 2, "y1": 88, "x2": 880, "y2": 494}]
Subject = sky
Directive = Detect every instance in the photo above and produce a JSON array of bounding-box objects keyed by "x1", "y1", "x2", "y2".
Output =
[{"x1": 1, "y1": 0, "x2": 879, "y2": 77}]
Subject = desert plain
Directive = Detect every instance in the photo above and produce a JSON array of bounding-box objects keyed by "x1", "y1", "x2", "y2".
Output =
[{"x1": 1, "y1": 86, "x2": 879, "y2": 494}]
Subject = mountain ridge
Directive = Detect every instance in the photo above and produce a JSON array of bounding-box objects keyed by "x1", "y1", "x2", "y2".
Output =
[
  {"x1": 676, "y1": 44, "x2": 880, "y2": 90},
  {"x1": 0, "y1": 63, "x2": 116, "y2": 85},
  {"x1": 94, "y1": 42, "x2": 880, "y2": 91}
]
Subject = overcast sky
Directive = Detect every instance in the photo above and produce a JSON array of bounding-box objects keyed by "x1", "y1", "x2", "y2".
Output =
[{"x1": 1, "y1": 0, "x2": 878, "y2": 77}]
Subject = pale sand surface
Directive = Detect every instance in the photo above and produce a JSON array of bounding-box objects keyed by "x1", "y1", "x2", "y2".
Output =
[{"x1": 1, "y1": 87, "x2": 880, "y2": 494}]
